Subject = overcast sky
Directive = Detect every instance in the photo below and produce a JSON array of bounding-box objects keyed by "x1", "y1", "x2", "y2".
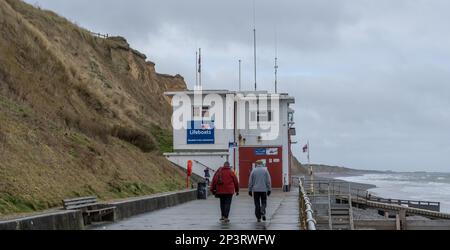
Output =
[{"x1": 26, "y1": 0, "x2": 450, "y2": 172}]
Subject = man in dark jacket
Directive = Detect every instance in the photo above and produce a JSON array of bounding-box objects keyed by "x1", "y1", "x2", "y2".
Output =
[
  {"x1": 210, "y1": 162, "x2": 239, "y2": 223},
  {"x1": 248, "y1": 160, "x2": 272, "y2": 222}
]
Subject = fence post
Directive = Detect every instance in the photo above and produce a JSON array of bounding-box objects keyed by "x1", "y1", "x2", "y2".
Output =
[{"x1": 399, "y1": 209, "x2": 407, "y2": 230}]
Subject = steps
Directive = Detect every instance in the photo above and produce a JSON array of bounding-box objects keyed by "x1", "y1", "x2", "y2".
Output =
[{"x1": 330, "y1": 204, "x2": 353, "y2": 230}]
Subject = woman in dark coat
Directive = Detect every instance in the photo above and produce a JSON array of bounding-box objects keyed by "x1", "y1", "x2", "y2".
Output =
[{"x1": 210, "y1": 162, "x2": 239, "y2": 223}]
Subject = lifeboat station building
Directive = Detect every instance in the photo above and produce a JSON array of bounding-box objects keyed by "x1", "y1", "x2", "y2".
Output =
[{"x1": 164, "y1": 89, "x2": 296, "y2": 191}]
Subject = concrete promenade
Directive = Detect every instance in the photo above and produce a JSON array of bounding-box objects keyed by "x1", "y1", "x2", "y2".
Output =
[{"x1": 94, "y1": 190, "x2": 300, "y2": 230}]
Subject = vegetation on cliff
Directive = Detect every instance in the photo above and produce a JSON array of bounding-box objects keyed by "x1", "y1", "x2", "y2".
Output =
[{"x1": 0, "y1": 0, "x2": 186, "y2": 216}]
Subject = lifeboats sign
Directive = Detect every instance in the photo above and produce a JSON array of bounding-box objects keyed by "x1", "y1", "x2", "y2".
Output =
[{"x1": 187, "y1": 120, "x2": 215, "y2": 144}]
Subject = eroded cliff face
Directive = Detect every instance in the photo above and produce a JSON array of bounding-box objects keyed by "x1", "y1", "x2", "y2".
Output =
[{"x1": 0, "y1": 0, "x2": 187, "y2": 216}]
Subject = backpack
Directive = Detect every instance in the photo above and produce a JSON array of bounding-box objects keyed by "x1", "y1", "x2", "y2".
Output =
[
  {"x1": 213, "y1": 167, "x2": 224, "y2": 197},
  {"x1": 217, "y1": 169, "x2": 224, "y2": 185}
]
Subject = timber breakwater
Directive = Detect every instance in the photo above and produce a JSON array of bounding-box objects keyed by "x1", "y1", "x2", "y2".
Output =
[{"x1": 296, "y1": 176, "x2": 450, "y2": 230}]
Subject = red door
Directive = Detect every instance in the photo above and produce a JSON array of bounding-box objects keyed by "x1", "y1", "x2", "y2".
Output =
[{"x1": 239, "y1": 147, "x2": 283, "y2": 188}]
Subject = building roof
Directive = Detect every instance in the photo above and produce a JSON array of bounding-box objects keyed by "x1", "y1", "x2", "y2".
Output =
[{"x1": 164, "y1": 89, "x2": 295, "y2": 102}]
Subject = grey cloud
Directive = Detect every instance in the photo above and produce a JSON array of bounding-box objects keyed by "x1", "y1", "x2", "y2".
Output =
[{"x1": 26, "y1": 0, "x2": 450, "y2": 172}]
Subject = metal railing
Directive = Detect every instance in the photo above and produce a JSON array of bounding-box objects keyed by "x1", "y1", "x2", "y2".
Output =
[
  {"x1": 347, "y1": 183, "x2": 355, "y2": 230},
  {"x1": 302, "y1": 179, "x2": 355, "y2": 230},
  {"x1": 327, "y1": 185, "x2": 333, "y2": 230},
  {"x1": 303, "y1": 179, "x2": 368, "y2": 198},
  {"x1": 89, "y1": 31, "x2": 109, "y2": 39},
  {"x1": 366, "y1": 196, "x2": 441, "y2": 212},
  {"x1": 297, "y1": 177, "x2": 317, "y2": 230},
  {"x1": 193, "y1": 160, "x2": 217, "y2": 173}
]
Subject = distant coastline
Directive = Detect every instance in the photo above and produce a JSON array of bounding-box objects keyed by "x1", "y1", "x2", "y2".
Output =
[{"x1": 314, "y1": 172, "x2": 377, "y2": 191}]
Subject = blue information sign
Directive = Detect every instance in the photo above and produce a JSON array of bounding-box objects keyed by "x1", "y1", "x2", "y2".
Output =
[
  {"x1": 254, "y1": 148, "x2": 279, "y2": 156},
  {"x1": 255, "y1": 148, "x2": 267, "y2": 156},
  {"x1": 187, "y1": 120, "x2": 215, "y2": 144}
]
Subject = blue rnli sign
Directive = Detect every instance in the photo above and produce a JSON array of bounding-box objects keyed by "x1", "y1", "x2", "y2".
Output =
[
  {"x1": 187, "y1": 120, "x2": 215, "y2": 144},
  {"x1": 255, "y1": 148, "x2": 279, "y2": 156},
  {"x1": 255, "y1": 148, "x2": 267, "y2": 156}
]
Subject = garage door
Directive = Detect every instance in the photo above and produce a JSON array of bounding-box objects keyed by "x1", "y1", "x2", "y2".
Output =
[{"x1": 239, "y1": 146, "x2": 283, "y2": 189}]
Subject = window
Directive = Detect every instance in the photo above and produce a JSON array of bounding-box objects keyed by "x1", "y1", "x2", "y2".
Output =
[
  {"x1": 193, "y1": 106, "x2": 201, "y2": 117},
  {"x1": 288, "y1": 112, "x2": 294, "y2": 123},
  {"x1": 250, "y1": 111, "x2": 273, "y2": 122},
  {"x1": 202, "y1": 107, "x2": 210, "y2": 118},
  {"x1": 193, "y1": 106, "x2": 210, "y2": 119},
  {"x1": 258, "y1": 111, "x2": 273, "y2": 122}
]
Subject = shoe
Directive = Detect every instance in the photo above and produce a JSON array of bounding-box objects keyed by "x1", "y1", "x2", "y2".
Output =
[
  {"x1": 220, "y1": 217, "x2": 225, "y2": 222},
  {"x1": 262, "y1": 216, "x2": 267, "y2": 221},
  {"x1": 224, "y1": 218, "x2": 230, "y2": 223},
  {"x1": 257, "y1": 219, "x2": 261, "y2": 223}
]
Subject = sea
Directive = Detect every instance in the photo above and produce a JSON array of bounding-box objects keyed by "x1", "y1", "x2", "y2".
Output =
[{"x1": 336, "y1": 172, "x2": 450, "y2": 213}]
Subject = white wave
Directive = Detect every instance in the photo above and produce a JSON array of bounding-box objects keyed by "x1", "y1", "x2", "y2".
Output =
[{"x1": 337, "y1": 173, "x2": 450, "y2": 213}]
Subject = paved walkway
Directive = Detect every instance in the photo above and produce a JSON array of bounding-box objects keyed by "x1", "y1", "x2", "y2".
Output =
[{"x1": 94, "y1": 190, "x2": 300, "y2": 230}]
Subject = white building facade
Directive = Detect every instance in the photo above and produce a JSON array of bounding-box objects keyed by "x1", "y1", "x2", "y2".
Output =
[{"x1": 164, "y1": 89, "x2": 296, "y2": 191}]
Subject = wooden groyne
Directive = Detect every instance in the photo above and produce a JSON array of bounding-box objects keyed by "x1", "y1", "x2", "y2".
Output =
[
  {"x1": 337, "y1": 196, "x2": 450, "y2": 220},
  {"x1": 296, "y1": 177, "x2": 450, "y2": 230}
]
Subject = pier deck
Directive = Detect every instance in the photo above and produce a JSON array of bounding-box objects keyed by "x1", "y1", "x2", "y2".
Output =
[{"x1": 94, "y1": 190, "x2": 301, "y2": 230}]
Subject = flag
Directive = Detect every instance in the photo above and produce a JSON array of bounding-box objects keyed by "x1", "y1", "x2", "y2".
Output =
[{"x1": 303, "y1": 144, "x2": 308, "y2": 153}]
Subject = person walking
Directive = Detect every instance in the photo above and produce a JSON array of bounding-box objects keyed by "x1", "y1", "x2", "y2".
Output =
[
  {"x1": 248, "y1": 160, "x2": 272, "y2": 222},
  {"x1": 204, "y1": 167, "x2": 211, "y2": 186},
  {"x1": 210, "y1": 162, "x2": 239, "y2": 223}
]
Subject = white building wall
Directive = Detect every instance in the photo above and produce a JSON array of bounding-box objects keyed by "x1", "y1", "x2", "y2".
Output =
[
  {"x1": 166, "y1": 90, "x2": 295, "y2": 188},
  {"x1": 172, "y1": 93, "x2": 235, "y2": 151},
  {"x1": 164, "y1": 152, "x2": 229, "y2": 177},
  {"x1": 236, "y1": 99, "x2": 292, "y2": 186}
]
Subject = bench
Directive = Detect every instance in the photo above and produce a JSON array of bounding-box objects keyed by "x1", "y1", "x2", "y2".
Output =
[{"x1": 62, "y1": 196, "x2": 116, "y2": 225}]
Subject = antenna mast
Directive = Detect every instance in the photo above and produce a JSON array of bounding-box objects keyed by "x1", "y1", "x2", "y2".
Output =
[
  {"x1": 275, "y1": 57, "x2": 278, "y2": 94},
  {"x1": 195, "y1": 51, "x2": 198, "y2": 88},
  {"x1": 253, "y1": 0, "x2": 257, "y2": 91},
  {"x1": 274, "y1": 28, "x2": 278, "y2": 94},
  {"x1": 239, "y1": 59, "x2": 242, "y2": 91},
  {"x1": 198, "y1": 48, "x2": 202, "y2": 88}
]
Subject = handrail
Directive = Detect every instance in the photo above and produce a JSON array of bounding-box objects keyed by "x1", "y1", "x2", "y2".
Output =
[
  {"x1": 89, "y1": 31, "x2": 109, "y2": 39},
  {"x1": 304, "y1": 179, "x2": 441, "y2": 212},
  {"x1": 193, "y1": 160, "x2": 217, "y2": 172},
  {"x1": 298, "y1": 177, "x2": 317, "y2": 230},
  {"x1": 347, "y1": 183, "x2": 355, "y2": 230},
  {"x1": 367, "y1": 195, "x2": 440, "y2": 206},
  {"x1": 327, "y1": 185, "x2": 333, "y2": 230},
  {"x1": 304, "y1": 179, "x2": 440, "y2": 208}
]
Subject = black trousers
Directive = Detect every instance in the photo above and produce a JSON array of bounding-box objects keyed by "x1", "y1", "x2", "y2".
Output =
[
  {"x1": 253, "y1": 192, "x2": 268, "y2": 219},
  {"x1": 218, "y1": 194, "x2": 233, "y2": 218}
]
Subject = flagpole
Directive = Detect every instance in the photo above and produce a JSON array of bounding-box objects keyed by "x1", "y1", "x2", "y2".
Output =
[
  {"x1": 308, "y1": 141, "x2": 314, "y2": 193},
  {"x1": 253, "y1": 0, "x2": 257, "y2": 91},
  {"x1": 195, "y1": 51, "x2": 198, "y2": 88},
  {"x1": 198, "y1": 48, "x2": 202, "y2": 88},
  {"x1": 308, "y1": 140, "x2": 311, "y2": 171},
  {"x1": 239, "y1": 59, "x2": 242, "y2": 91}
]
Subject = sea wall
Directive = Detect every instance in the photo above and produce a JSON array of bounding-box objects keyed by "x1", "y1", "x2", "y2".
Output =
[
  {"x1": 0, "y1": 210, "x2": 84, "y2": 230},
  {"x1": 110, "y1": 190, "x2": 198, "y2": 220},
  {"x1": 0, "y1": 189, "x2": 198, "y2": 230}
]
